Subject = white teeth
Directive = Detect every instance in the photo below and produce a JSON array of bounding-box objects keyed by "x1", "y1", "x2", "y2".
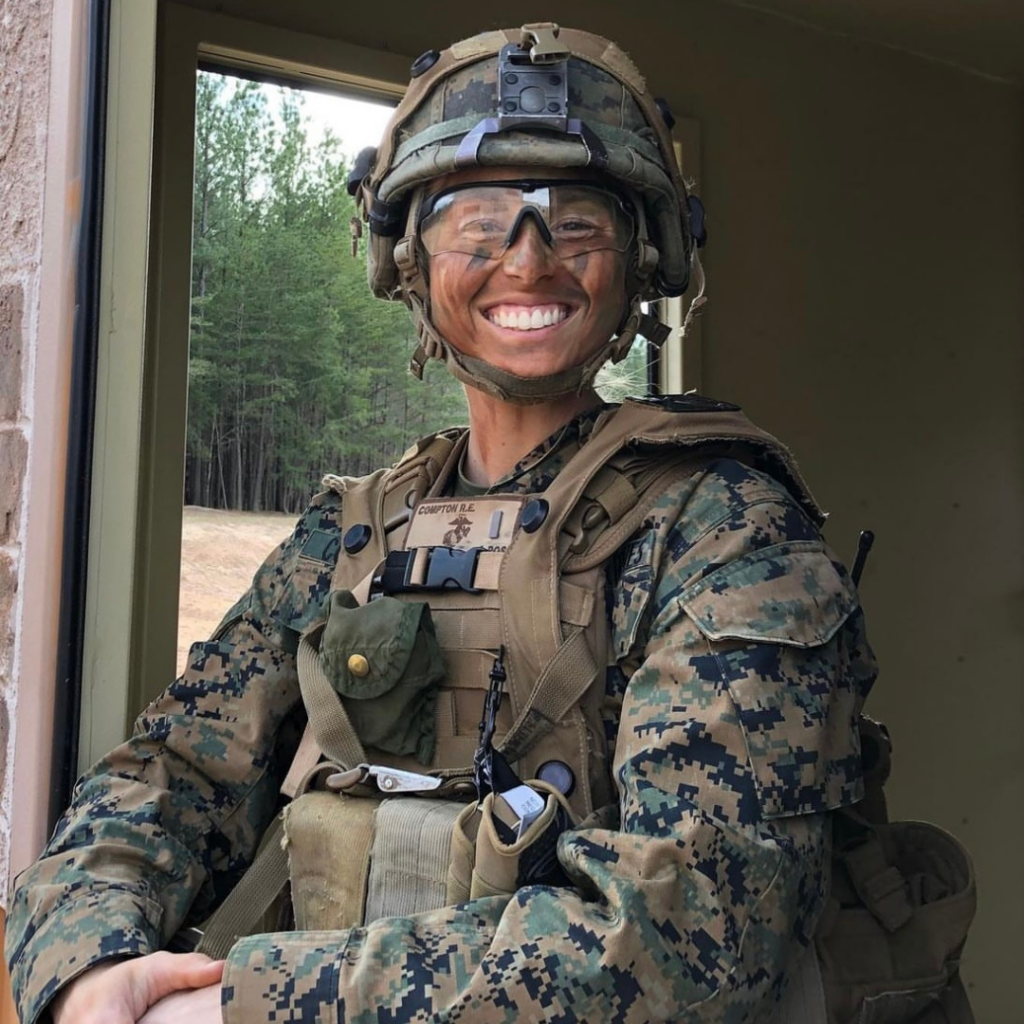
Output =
[{"x1": 488, "y1": 306, "x2": 568, "y2": 331}]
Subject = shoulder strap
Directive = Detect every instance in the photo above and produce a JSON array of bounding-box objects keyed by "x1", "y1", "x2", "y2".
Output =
[
  {"x1": 498, "y1": 454, "x2": 704, "y2": 762},
  {"x1": 196, "y1": 815, "x2": 289, "y2": 959},
  {"x1": 296, "y1": 621, "x2": 368, "y2": 769}
]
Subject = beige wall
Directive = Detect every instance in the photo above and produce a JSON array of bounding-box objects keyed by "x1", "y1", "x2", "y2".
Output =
[
  {"x1": 0, "y1": 0, "x2": 55, "y2": 899},
  {"x1": 188, "y1": 1, "x2": 1022, "y2": 1011},
  {"x1": 665, "y1": 9, "x2": 1023, "y2": 1017}
]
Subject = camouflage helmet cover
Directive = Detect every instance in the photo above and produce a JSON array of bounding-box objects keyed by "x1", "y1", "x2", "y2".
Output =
[{"x1": 352, "y1": 24, "x2": 699, "y2": 402}]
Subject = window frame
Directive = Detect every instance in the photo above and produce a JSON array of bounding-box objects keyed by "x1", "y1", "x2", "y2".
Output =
[{"x1": 81, "y1": 0, "x2": 408, "y2": 771}]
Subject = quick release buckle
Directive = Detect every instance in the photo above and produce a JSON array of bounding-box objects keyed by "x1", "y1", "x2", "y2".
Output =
[
  {"x1": 519, "y1": 23, "x2": 569, "y2": 63},
  {"x1": 326, "y1": 763, "x2": 442, "y2": 794},
  {"x1": 378, "y1": 547, "x2": 481, "y2": 594}
]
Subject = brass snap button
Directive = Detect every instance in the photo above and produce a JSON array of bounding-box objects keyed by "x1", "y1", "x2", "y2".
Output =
[{"x1": 347, "y1": 654, "x2": 370, "y2": 677}]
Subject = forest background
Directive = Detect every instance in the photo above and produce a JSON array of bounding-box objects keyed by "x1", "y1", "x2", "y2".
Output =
[{"x1": 187, "y1": 72, "x2": 647, "y2": 514}]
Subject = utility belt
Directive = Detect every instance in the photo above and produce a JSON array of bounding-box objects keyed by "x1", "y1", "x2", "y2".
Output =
[
  {"x1": 285, "y1": 778, "x2": 576, "y2": 932},
  {"x1": 195, "y1": 640, "x2": 584, "y2": 947},
  {"x1": 288, "y1": 635, "x2": 580, "y2": 931}
]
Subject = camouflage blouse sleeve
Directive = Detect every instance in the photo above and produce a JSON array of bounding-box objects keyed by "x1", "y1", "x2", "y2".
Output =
[
  {"x1": 4, "y1": 492, "x2": 345, "y2": 1024},
  {"x1": 221, "y1": 459, "x2": 877, "y2": 1023}
]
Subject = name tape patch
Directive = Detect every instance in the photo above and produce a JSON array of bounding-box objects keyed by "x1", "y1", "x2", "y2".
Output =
[{"x1": 405, "y1": 496, "x2": 525, "y2": 551}]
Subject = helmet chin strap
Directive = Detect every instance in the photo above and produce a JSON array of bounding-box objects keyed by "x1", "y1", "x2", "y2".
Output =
[{"x1": 407, "y1": 291, "x2": 670, "y2": 405}]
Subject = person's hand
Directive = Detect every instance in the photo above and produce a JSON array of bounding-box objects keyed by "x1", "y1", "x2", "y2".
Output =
[
  {"x1": 138, "y1": 982, "x2": 222, "y2": 1023},
  {"x1": 50, "y1": 951, "x2": 224, "y2": 1024}
]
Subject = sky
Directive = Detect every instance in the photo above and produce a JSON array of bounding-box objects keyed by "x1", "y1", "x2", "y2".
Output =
[
  {"x1": 213, "y1": 71, "x2": 397, "y2": 161},
  {"x1": 296, "y1": 88, "x2": 396, "y2": 160}
]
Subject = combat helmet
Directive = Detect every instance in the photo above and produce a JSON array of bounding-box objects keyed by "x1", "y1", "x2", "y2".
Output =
[{"x1": 348, "y1": 23, "x2": 707, "y2": 403}]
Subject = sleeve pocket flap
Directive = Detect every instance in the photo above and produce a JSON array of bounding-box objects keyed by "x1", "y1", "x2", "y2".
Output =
[{"x1": 679, "y1": 542, "x2": 857, "y2": 648}]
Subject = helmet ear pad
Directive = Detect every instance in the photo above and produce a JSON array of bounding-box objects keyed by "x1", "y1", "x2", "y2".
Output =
[
  {"x1": 367, "y1": 230, "x2": 402, "y2": 300},
  {"x1": 362, "y1": 178, "x2": 410, "y2": 301}
]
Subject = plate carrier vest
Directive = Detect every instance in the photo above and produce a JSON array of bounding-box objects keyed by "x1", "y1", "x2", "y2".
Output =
[{"x1": 194, "y1": 399, "x2": 976, "y2": 1024}]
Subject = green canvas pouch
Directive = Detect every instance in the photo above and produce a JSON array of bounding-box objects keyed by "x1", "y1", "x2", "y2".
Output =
[{"x1": 319, "y1": 589, "x2": 443, "y2": 763}]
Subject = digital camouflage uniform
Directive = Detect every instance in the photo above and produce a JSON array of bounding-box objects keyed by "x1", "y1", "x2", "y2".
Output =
[{"x1": 6, "y1": 405, "x2": 876, "y2": 1024}]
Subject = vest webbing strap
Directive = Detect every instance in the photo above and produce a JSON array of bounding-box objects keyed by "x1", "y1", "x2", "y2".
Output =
[
  {"x1": 196, "y1": 814, "x2": 288, "y2": 960},
  {"x1": 364, "y1": 799, "x2": 464, "y2": 923},
  {"x1": 472, "y1": 550, "x2": 503, "y2": 590},
  {"x1": 280, "y1": 723, "x2": 323, "y2": 800},
  {"x1": 584, "y1": 465, "x2": 637, "y2": 523},
  {"x1": 297, "y1": 623, "x2": 367, "y2": 770},
  {"x1": 565, "y1": 455, "x2": 708, "y2": 573},
  {"x1": 840, "y1": 834, "x2": 914, "y2": 931},
  {"x1": 499, "y1": 628, "x2": 597, "y2": 763},
  {"x1": 435, "y1": 609, "x2": 505, "y2": 650},
  {"x1": 498, "y1": 457, "x2": 705, "y2": 762}
]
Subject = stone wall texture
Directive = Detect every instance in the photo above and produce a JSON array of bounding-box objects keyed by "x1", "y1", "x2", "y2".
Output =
[{"x1": 0, "y1": 0, "x2": 54, "y2": 894}]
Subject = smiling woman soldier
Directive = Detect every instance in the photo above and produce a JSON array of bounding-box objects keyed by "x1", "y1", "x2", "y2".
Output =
[{"x1": 7, "y1": 24, "x2": 878, "y2": 1024}]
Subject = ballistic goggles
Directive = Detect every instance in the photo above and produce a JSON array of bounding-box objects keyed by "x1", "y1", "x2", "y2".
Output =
[{"x1": 418, "y1": 180, "x2": 636, "y2": 261}]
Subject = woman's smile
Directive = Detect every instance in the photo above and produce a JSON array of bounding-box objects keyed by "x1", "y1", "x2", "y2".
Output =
[
  {"x1": 481, "y1": 304, "x2": 572, "y2": 331},
  {"x1": 427, "y1": 166, "x2": 628, "y2": 379}
]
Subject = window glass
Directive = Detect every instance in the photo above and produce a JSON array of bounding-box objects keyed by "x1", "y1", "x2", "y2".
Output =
[{"x1": 178, "y1": 71, "x2": 469, "y2": 672}]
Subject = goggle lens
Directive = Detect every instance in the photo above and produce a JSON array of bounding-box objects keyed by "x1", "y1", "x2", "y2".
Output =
[{"x1": 419, "y1": 181, "x2": 635, "y2": 261}]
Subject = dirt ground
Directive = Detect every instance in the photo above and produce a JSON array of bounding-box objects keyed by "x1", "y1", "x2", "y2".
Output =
[{"x1": 176, "y1": 506, "x2": 296, "y2": 676}]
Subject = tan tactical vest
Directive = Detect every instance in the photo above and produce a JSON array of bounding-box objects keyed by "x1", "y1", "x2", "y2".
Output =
[
  {"x1": 195, "y1": 399, "x2": 976, "y2": 1024},
  {"x1": 288, "y1": 398, "x2": 820, "y2": 816}
]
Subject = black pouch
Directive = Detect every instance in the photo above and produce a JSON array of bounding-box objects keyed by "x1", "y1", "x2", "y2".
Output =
[{"x1": 319, "y1": 589, "x2": 444, "y2": 764}]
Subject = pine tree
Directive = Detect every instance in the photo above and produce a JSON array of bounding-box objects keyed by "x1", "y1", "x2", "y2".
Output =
[{"x1": 186, "y1": 72, "x2": 468, "y2": 512}]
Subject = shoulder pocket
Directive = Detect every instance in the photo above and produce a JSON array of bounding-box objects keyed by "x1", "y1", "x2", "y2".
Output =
[
  {"x1": 680, "y1": 542, "x2": 865, "y2": 819},
  {"x1": 679, "y1": 540, "x2": 857, "y2": 647}
]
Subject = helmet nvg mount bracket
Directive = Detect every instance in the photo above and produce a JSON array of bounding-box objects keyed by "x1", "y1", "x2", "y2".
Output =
[{"x1": 347, "y1": 23, "x2": 707, "y2": 404}]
